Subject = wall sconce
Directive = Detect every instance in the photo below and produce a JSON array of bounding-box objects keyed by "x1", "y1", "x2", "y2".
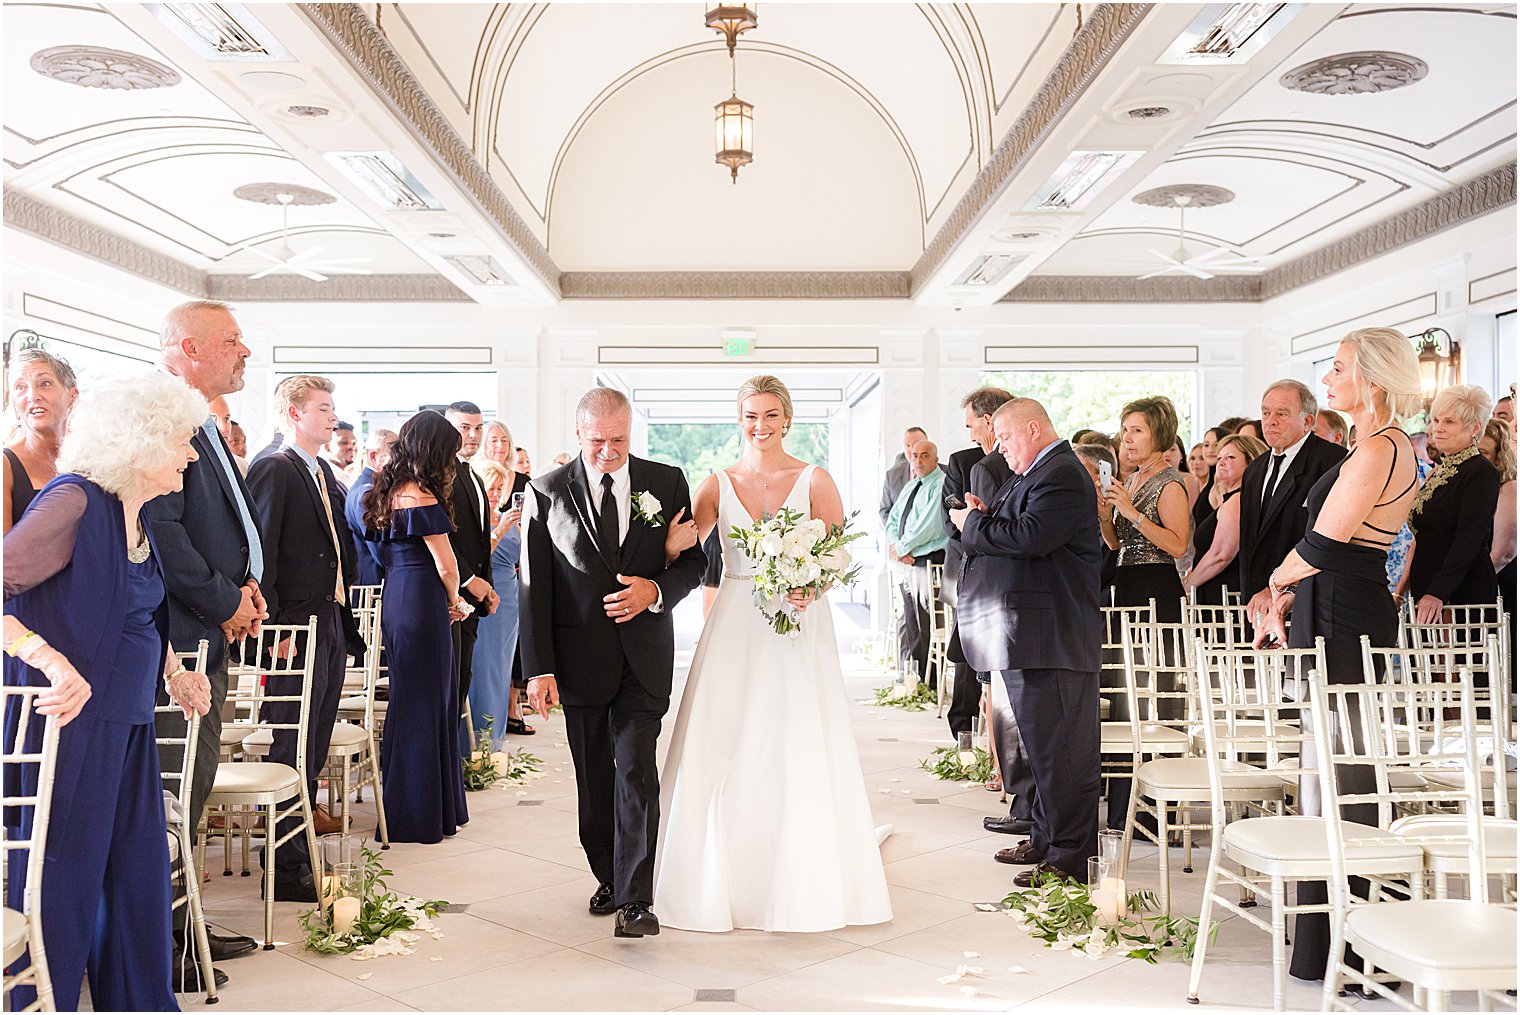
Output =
[{"x1": 1409, "y1": 326, "x2": 1461, "y2": 409}]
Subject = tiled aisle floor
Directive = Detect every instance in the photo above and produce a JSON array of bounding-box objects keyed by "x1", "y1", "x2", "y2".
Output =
[{"x1": 160, "y1": 602, "x2": 1424, "y2": 1014}]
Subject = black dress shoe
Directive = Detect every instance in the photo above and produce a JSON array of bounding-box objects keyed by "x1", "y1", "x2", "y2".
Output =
[
  {"x1": 983, "y1": 816, "x2": 1032, "y2": 835},
  {"x1": 614, "y1": 902, "x2": 661, "y2": 938},
  {"x1": 171, "y1": 954, "x2": 228, "y2": 992},
  {"x1": 207, "y1": 930, "x2": 257, "y2": 961},
  {"x1": 260, "y1": 875, "x2": 318, "y2": 903},
  {"x1": 589, "y1": 882, "x2": 617, "y2": 916},
  {"x1": 1013, "y1": 862, "x2": 1071, "y2": 889}
]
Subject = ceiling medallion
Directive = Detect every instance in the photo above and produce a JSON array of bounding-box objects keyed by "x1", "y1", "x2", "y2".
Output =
[
  {"x1": 30, "y1": 46, "x2": 181, "y2": 90},
  {"x1": 1280, "y1": 51, "x2": 1429, "y2": 95},
  {"x1": 232, "y1": 183, "x2": 336, "y2": 206},
  {"x1": 285, "y1": 104, "x2": 331, "y2": 118},
  {"x1": 1132, "y1": 184, "x2": 1235, "y2": 208},
  {"x1": 705, "y1": 3, "x2": 758, "y2": 55},
  {"x1": 1126, "y1": 106, "x2": 1172, "y2": 120}
]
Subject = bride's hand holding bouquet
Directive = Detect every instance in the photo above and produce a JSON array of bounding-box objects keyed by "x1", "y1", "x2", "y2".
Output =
[{"x1": 730, "y1": 508, "x2": 866, "y2": 636}]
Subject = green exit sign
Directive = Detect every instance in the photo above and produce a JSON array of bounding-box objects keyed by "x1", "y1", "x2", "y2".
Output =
[{"x1": 723, "y1": 335, "x2": 754, "y2": 357}]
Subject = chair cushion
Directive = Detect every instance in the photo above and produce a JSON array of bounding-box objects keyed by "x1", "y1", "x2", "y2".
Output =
[
  {"x1": 166, "y1": 828, "x2": 180, "y2": 862},
  {"x1": 1224, "y1": 815, "x2": 1423, "y2": 877},
  {"x1": 1346, "y1": 900, "x2": 1517, "y2": 991},
  {"x1": 1101, "y1": 722, "x2": 1192, "y2": 749},
  {"x1": 3, "y1": 907, "x2": 27, "y2": 967},
  {"x1": 1137, "y1": 757, "x2": 1286, "y2": 801},
  {"x1": 337, "y1": 696, "x2": 387, "y2": 715},
  {"x1": 1390, "y1": 815, "x2": 1519, "y2": 866},
  {"x1": 209, "y1": 761, "x2": 301, "y2": 804},
  {"x1": 327, "y1": 722, "x2": 370, "y2": 753}
]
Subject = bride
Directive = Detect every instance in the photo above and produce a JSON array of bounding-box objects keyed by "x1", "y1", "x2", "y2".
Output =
[{"x1": 653, "y1": 374, "x2": 893, "y2": 933}]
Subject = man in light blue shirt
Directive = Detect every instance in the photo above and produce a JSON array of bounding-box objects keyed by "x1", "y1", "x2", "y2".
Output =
[{"x1": 886, "y1": 440, "x2": 947, "y2": 682}]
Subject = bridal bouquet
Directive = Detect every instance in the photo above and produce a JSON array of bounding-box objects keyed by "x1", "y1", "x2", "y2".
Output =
[{"x1": 729, "y1": 508, "x2": 866, "y2": 636}]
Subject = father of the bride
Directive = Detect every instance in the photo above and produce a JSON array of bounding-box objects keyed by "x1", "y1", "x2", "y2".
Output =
[
  {"x1": 950, "y1": 397, "x2": 1102, "y2": 887},
  {"x1": 519, "y1": 387, "x2": 706, "y2": 938}
]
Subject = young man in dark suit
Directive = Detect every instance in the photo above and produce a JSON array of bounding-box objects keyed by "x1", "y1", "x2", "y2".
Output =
[
  {"x1": 951, "y1": 398, "x2": 1103, "y2": 886},
  {"x1": 152, "y1": 300, "x2": 268, "y2": 979},
  {"x1": 444, "y1": 402, "x2": 499, "y2": 715},
  {"x1": 247, "y1": 375, "x2": 359, "y2": 900},
  {"x1": 1238, "y1": 380, "x2": 1346, "y2": 622}
]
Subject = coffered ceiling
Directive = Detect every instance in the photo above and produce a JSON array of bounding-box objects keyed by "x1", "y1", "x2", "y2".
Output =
[{"x1": 2, "y1": 2, "x2": 1515, "y2": 306}]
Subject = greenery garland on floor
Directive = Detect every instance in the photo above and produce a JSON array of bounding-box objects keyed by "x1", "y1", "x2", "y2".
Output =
[
  {"x1": 463, "y1": 716, "x2": 545, "y2": 790},
  {"x1": 299, "y1": 845, "x2": 447, "y2": 956},
  {"x1": 874, "y1": 682, "x2": 938, "y2": 711},
  {"x1": 1002, "y1": 871, "x2": 1213, "y2": 963},
  {"x1": 919, "y1": 744, "x2": 998, "y2": 784}
]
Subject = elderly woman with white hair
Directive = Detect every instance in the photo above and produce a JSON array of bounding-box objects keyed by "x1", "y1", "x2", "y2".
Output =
[
  {"x1": 1407, "y1": 384, "x2": 1502, "y2": 622},
  {"x1": 3, "y1": 371, "x2": 211, "y2": 1012}
]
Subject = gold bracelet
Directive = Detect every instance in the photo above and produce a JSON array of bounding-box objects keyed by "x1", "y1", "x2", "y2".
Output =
[{"x1": 4, "y1": 630, "x2": 42, "y2": 658}]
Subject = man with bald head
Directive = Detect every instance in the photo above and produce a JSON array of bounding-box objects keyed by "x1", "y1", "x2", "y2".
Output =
[
  {"x1": 950, "y1": 398, "x2": 1102, "y2": 887},
  {"x1": 886, "y1": 438, "x2": 948, "y2": 684},
  {"x1": 150, "y1": 299, "x2": 266, "y2": 976}
]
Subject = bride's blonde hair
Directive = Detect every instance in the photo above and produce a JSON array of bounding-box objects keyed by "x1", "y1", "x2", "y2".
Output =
[{"x1": 736, "y1": 375, "x2": 794, "y2": 431}]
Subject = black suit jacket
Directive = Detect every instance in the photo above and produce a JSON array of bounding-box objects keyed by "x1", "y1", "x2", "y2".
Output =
[
  {"x1": 1237, "y1": 433, "x2": 1346, "y2": 601},
  {"x1": 946, "y1": 447, "x2": 1014, "y2": 664},
  {"x1": 519, "y1": 455, "x2": 706, "y2": 706},
  {"x1": 940, "y1": 445, "x2": 982, "y2": 608},
  {"x1": 146, "y1": 425, "x2": 260, "y2": 673},
  {"x1": 448, "y1": 460, "x2": 493, "y2": 607},
  {"x1": 246, "y1": 448, "x2": 357, "y2": 626},
  {"x1": 959, "y1": 442, "x2": 1102, "y2": 674}
]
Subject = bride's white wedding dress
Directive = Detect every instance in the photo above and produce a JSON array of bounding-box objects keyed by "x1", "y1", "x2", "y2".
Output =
[{"x1": 653, "y1": 465, "x2": 893, "y2": 933}]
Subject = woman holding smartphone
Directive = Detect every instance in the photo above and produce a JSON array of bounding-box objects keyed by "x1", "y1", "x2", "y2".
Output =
[{"x1": 469, "y1": 449, "x2": 531, "y2": 749}]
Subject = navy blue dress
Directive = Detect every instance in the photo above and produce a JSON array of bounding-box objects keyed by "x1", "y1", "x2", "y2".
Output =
[
  {"x1": 377, "y1": 503, "x2": 468, "y2": 842},
  {"x1": 4, "y1": 476, "x2": 176, "y2": 1012}
]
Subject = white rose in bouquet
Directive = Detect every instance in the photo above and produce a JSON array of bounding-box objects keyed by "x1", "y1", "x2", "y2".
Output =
[
  {"x1": 781, "y1": 528, "x2": 809, "y2": 557},
  {"x1": 821, "y1": 547, "x2": 852, "y2": 572},
  {"x1": 802, "y1": 518, "x2": 828, "y2": 544},
  {"x1": 799, "y1": 560, "x2": 822, "y2": 584},
  {"x1": 759, "y1": 532, "x2": 784, "y2": 557}
]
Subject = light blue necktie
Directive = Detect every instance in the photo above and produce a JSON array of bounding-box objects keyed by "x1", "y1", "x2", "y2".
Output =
[{"x1": 202, "y1": 419, "x2": 264, "y2": 583}]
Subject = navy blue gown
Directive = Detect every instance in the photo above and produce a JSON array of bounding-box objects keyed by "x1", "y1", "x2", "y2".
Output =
[
  {"x1": 376, "y1": 503, "x2": 468, "y2": 842},
  {"x1": 4, "y1": 476, "x2": 176, "y2": 1012}
]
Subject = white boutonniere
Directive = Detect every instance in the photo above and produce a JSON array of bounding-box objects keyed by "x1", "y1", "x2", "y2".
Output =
[{"x1": 632, "y1": 490, "x2": 664, "y2": 526}]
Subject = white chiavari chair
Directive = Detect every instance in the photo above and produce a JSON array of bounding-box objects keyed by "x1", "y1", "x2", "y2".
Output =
[
  {"x1": 1313, "y1": 668, "x2": 1518, "y2": 1011},
  {"x1": 1186, "y1": 639, "x2": 1429, "y2": 1011},
  {"x1": 325, "y1": 592, "x2": 390, "y2": 847},
  {"x1": 2, "y1": 683, "x2": 60, "y2": 1012},
  {"x1": 156, "y1": 640, "x2": 217, "y2": 1004},
  {"x1": 1099, "y1": 602, "x2": 1152, "y2": 800},
  {"x1": 1117, "y1": 615, "x2": 1207, "y2": 909},
  {"x1": 199, "y1": 618, "x2": 322, "y2": 950}
]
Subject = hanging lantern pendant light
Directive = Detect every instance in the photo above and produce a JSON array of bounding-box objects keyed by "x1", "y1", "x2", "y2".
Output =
[
  {"x1": 714, "y1": 50, "x2": 753, "y2": 184},
  {"x1": 705, "y1": 2, "x2": 758, "y2": 54}
]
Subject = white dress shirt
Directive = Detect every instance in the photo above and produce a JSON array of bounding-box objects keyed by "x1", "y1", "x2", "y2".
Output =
[{"x1": 1263, "y1": 430, "x2": 1311, "y2": 503}]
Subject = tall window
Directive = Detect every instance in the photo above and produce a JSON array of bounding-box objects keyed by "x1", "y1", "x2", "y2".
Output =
[
  {"x1": 645, "y1": 422, "x2": 829, "y2": 482},
  {"x1": 978, "y1": 370, "x2": 1198, "y2": 444}
]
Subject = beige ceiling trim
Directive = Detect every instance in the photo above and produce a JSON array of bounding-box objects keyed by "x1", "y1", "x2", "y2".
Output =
[
  {"x1": 1260, "y1": 161, "x2": 1517, "y2": 299},
  {"x1": 5, "y1": 188, "x2": 469, "y2": 302},
  {"x1": 561, "y1": 272, "x2": 912, "y2": 300},
  {"x1": 910, "y1": 3, "x2": 1153, "y2": 296},
  {"x1": 1003, "y1": 275, "x2": 1261, "y2": 303},
  {"x1": 6, "y1": 188, "x2": 207, "y2": 294},
  {"x1": 1004, "y1": 162, "x2": 1517, "y2": 303},
  {"x1": 299, "y1": 2, "x2": 561, "y2": 296},
  {"x1": 207, "y1": 273, "x2": 470, "y2": 302}
]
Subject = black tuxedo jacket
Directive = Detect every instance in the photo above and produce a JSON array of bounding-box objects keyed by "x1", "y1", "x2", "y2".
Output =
[
  {"x1": 246, "y1": 448, "x2": 357, "y2": 626},
  {"x1": 1237, "y1": 433, "x2": 1346, "y2": 600},
  {"x1": 519, "y1": 455, "x2": 706, "y2": 707},
  {"x1": 959, "y1": 441, "x2": 1102, "y2": 674},
  {"x1": 448, "y1": 459, "x2": 494, "y2": 607},
  {"x1": 146, "y1": 425, "x2": 260, "y2": 673},
  {"x1": 941, "y1": 446, "x2": 1013, "y2": 605}
]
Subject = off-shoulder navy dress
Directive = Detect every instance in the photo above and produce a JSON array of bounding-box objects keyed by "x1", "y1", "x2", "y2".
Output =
[{"x1": 376, "y1": 504, "x2": 468, "y2": 843}]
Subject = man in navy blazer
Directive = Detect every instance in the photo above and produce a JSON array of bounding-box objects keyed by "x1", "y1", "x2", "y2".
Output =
[
  {"x1": 343, "y1": 428, "x2": 397, "y2": 588},
  {"x1": 151, "y1": 299, "x2": 268, "y2": 969},
  {"x1": 951, "y1": 398, "x2": 1102, "y2": 885}
]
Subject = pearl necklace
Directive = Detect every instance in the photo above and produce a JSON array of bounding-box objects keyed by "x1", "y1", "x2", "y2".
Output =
[{"x1": 128, "y1": 528, "x2": 152, "y2": 564}]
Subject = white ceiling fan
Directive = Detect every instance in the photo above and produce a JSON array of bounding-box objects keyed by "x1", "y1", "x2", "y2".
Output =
[
  {"x1": 228, "y1": 191, "x2": 373, "y2": 282},
  {"x1": 1138, "y1": 194, "x2": 1265, "y2": 280}
]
